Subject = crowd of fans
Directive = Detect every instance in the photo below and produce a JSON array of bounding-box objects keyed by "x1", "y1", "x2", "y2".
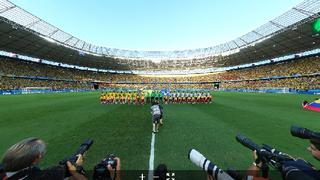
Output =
[
  {"x1": 223, "y1": 56, "x2": 320, "y2": 80},
  {"x1": 221, "y1": 76, "x2": 320, "y2": 90},
  {"x1": 0, "y1": 55, "x2": 319, "y2": 91},
  {"x1": 100, "y1": 83, "x2": 213, "y2": 90},
  {"x1": 0, "y1": 77, "x2": 92, "y2": 90}
]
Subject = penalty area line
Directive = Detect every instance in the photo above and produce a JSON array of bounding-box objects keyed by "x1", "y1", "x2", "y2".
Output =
[{"x1": 148, "y1": 132, "x2": 156, "y2": 180}]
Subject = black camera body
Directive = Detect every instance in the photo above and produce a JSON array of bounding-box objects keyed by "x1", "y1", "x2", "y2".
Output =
[
  {"x1": 98, "y1": 154, "x2": 117, "y2": 169},
  {"x1": 105, "y1": 154, "x2": 118, "y2": 169},
  {"x1": 93, "y1": 154, "x2": 118, "y2": 180}
]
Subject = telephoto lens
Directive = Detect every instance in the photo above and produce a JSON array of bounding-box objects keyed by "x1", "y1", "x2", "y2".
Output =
[
  {"x1": 291, "y1": 125, "x2": 320, "y2": 140},
  {"x1": 291, "y1": 125, "x2": 312, "y2": 139},
  {"x1": 188, "y1": 149, "x2": 234, "y2": 180}
]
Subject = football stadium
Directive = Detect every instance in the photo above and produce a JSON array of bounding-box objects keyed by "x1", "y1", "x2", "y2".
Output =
[{"x1": 0, "y1": 0, "x2": 320, "y2": 179}]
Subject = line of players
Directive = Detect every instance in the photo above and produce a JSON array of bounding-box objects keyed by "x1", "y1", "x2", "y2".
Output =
[
  {"x1": 163, "y1": 91, "x2": 212, "y2": 104},
  {"x1": 100, "y1": 91, "x2": 145, "y2": 105},
  {"x1": 100, "y1": 91, "x2": 213, "y2": 105}
]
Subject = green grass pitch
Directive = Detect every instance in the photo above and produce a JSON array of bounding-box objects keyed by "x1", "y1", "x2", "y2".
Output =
[{"x1": 0, "y1": 91, "x2": 319, "y2": 173}]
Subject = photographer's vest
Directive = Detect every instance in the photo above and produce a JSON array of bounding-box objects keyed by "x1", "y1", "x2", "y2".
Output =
[
  {"x1": 282, "y1": 159, "x2": 320, "y2": 180},
  {"x1": 0, "y1": 166, "x2": 40, "y2": 180}
]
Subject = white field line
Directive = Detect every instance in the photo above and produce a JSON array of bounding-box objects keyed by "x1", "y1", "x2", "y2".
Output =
[{"x1": 148, "y1": 132, "x2": 156, "y2": 180}]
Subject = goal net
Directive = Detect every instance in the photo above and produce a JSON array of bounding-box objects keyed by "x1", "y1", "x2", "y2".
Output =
[{"x1": 21, "y1": 87, "x2": 52, "y2": 94}]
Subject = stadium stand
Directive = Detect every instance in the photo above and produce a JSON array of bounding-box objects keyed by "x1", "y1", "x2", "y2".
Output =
[
  {"x1": 0, "y1": 55, "x2": 319, "y2": 91},
  {"x1": 220, "y1": 76, "x2": 320, "y2": 90}
]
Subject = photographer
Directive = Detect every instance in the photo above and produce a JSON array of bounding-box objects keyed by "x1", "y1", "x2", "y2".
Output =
[
  {"x1": 109, "y1": 157, "x2": 121, "y2": 180},
  {"x1": 0, "y1": 137, "x2": 87, "y2": 180},
  {"x1": 151, "y1": 101, "x2": 162, "y2": 133},
  {"x1": 108, "y1": 157, "x2": 121, "y2": 180},
  {"x1": 93, "y1": 155, "x2": 121, "y2": 180},
  {"x1": 205, "y1": 153, "x2": 270, "y2": 180},
  {"x1": 239, "y1": 128, "x2": 320, "y2": 180},
  {"x1": 245, "y1": 150, "x2": 270, "y2": 180},
  {"x1": 307, "y1": 138, "x2": 320, "y2": 161},
  {"x1": 291, "y1": 125, "x2": 320, "y2": 162}
]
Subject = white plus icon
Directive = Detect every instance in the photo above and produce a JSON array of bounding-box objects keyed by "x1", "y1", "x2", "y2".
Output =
[{"x1": 139, "y1": 173, "x2": 146, "y2": 180}]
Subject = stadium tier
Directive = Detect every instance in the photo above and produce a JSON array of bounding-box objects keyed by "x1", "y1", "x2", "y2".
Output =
[
  {"x1": 0, "y1": 55, "x2": 319, "y2": 91},
  {"x1": 0, "y1": 0, "x2": 319, "y2": 73}
]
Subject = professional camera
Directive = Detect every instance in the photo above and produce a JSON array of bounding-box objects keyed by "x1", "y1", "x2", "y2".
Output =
[
  {"x1": 59, "y1": 139, "x2": 93, "y2": 176},
  {"x1": 93, "y1": 154, "x2": 118, "y2": 180},
  {"x1": 290, "y1": 125, "x2": 320, "y2": 140},
  {"x1": 236, "y1": 134, "x2": 293, "y2": 170},
  {"x1": 236, "y1": 134, "x2": 320, "y2": 180},
  {"x1": 188, "y1": 149, "x2": 234, "y2": 180}
]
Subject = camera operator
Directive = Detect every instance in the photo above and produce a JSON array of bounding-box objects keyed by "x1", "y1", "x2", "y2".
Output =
[
  {"x1": 205, "y1": 151, "x2": 269, "y2": 180},
  {"x1": 0, "y1": 137, "x2": 87, "y2": 180},
  {"x1": 245, "y1": 150, "x2": 270, "y2": 180},
  {"x1": 109, "y1": 157, "x2": 121, "y2": 180},
  {"x1": 307, "y1": 138, "x2": 320, "y2": 161},
  {"x1": 93, "y1": 155, "x2": 121, "y2": 180},
  {"x1": 288, "y1": 125, "x2": 320, "y2": 179}
]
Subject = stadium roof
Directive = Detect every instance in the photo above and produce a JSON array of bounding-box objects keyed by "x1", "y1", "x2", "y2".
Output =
[{"x1": 0, "y1": 0, "x2": 319, "y2": 71}]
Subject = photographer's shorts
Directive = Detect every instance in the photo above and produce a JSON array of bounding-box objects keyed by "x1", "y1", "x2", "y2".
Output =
[{"x1": 153, "y1": 114, "x2": 161, "y2": 124}]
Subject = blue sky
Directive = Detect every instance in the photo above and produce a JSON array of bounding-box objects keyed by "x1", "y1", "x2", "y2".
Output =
[{"x1": 11, "y1": 0, "x2": 302, "y2": 51}]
